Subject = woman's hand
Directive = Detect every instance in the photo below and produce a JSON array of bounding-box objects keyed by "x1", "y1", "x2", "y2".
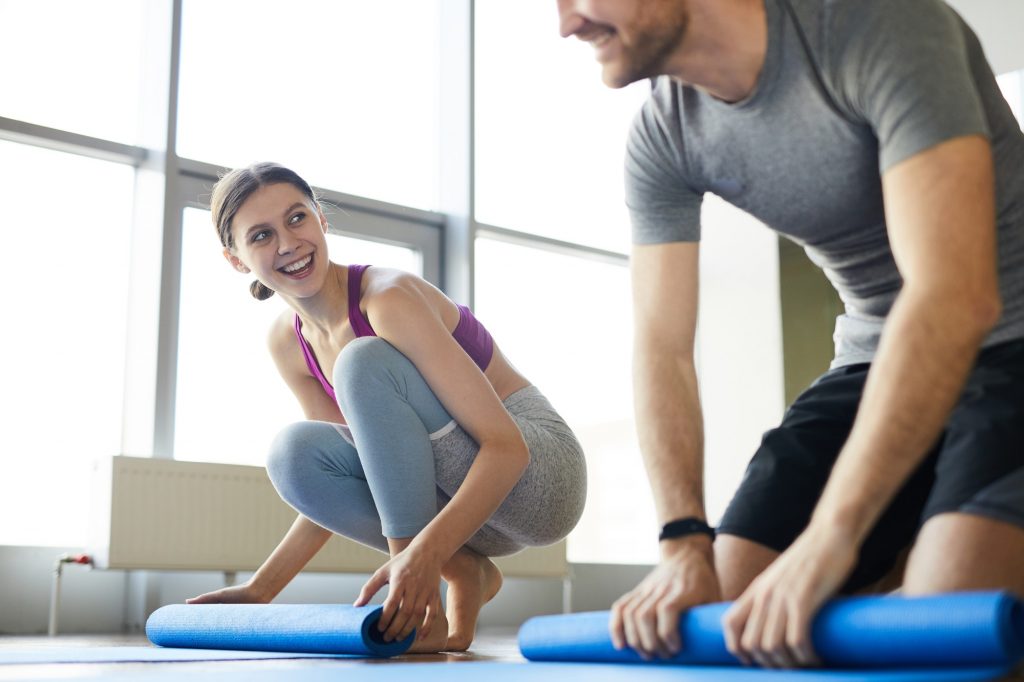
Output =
[
  {"x1": 186, "y1": 581, "x2": 270, "y2": 604},
  {"x1": 722, "y1": 523, "x2": 859, "y2": 669},
  {"x1": 354, "y1": 544, "x2": 444, "y2": 644}
]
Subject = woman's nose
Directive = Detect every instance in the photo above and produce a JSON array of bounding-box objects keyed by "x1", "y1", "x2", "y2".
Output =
[{"x1": 278, "y1": 232, "x2": 299, "y2": 254}]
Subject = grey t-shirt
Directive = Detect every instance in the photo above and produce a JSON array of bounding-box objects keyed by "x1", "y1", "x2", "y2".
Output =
[{"x1": 626, "y1": 0, "x2": 1024, "y2": 367}]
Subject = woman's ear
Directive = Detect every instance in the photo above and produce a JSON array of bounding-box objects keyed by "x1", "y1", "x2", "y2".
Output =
[
  {"x1": 223, "y1": 248, "x2": 251, "y2": 274},
  {"x1": 319, "y1": 209, "x2": 329, "y2": 234}
]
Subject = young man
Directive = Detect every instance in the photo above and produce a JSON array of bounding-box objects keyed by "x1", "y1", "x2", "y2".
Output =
[{"x1": 558, "y1": 0, "x2": 1024, "y2": 668}]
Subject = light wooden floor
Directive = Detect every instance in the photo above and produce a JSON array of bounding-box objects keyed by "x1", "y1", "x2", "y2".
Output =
[
  {"x1": 0, "y1": 629, "x2": 525, "y2": 680},
  {"x1": 3, "y1": 632, "x2": 1022, "y2": 681}
]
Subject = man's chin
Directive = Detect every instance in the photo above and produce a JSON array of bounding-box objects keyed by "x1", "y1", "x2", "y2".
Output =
[{"x1": 600, "y1": 63, "x2": 643, "y2": 89}]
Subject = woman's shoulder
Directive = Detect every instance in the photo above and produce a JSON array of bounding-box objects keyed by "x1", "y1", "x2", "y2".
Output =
[
  {"x1": 266, "y1": 308, "x2": 303, "y2": 367},
  {"x1": 362, "y1": 266, "x2": 439, "y2": 304},
  {"x1": 361, "y1": 266, "x2": 453, "y2": 325}
]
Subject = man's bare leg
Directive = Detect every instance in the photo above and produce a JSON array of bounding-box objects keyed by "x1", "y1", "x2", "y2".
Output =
[
  {"x1": 902, "y1": 512, "x2": 1024, "y2": 597},
  {"x1": 715, "y1": 533, "x2": 780, "y2": 600},
  {"x1": 715, "y1": 533, "x2": 910, "y2": 599}
]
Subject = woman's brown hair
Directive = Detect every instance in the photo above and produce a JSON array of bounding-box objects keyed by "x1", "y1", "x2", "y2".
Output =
[{"x1": 210, "y1": 162, "x2": 319, "y2": 300}]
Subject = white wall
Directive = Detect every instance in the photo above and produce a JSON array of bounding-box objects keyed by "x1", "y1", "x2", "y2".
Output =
[
  {"x1": 945, "y1": 0, "x2": 1024, "y2": 76},
  {"x1": 0, "y1": 545, "x2": 650, "y2": 635}
]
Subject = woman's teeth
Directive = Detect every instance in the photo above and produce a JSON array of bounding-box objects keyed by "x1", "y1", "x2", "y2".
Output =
[{"x1": 282, "y1": 255, "x2": 313, "y2": 273}]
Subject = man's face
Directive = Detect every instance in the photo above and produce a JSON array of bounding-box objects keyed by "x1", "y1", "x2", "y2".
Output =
[{"x1": 557, "y1": 0, "x2": 690, "y2": 88}]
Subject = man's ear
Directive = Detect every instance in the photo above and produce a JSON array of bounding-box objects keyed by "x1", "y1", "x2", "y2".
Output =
[{"x1": 223, "y1": 248, "x2": 251, "y2": 274}]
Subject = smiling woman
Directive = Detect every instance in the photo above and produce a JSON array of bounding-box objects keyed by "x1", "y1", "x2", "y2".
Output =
[{"x1": 186, "y1": 162, "x2": 587, "y2": 654}]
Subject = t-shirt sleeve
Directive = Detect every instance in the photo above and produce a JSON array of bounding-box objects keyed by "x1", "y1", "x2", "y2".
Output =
[
  {"x1": 625, "y1": 84, "x2": 703, "y2": 244},
  {"x1": 827, "y1": 0, "x2": 990, "y2": 173}
]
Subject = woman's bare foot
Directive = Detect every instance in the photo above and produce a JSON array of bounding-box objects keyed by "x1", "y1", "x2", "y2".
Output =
[
  {"x1": 406, "y1": 606, "x2": 449, "y2": 654},
  {"x1": 441, "y1": 548, "x2": 504, "y2": 651}
]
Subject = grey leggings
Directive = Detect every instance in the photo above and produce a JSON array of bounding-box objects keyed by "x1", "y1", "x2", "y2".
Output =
[{"x1": 266, "y1": 337, "x2": 587, "y2": 557}]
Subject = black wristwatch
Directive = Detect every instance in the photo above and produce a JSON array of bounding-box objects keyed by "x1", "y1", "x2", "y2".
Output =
[{"x1": 659, "y1": 517, "x2": 716, "y2": 542}]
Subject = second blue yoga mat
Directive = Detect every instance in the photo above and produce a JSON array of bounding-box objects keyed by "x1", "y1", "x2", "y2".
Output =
[
  {"x1": 519, "y1": 591, "x2": 1024, "y2": 669},
  {"x1": 146, "y1": 603, "x2": 414, "y2": 657}
]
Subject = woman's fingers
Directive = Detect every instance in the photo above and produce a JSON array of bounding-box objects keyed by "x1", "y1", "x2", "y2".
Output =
[{"x1": 355, "y1": 568, "x2": 389, "y2": 608}]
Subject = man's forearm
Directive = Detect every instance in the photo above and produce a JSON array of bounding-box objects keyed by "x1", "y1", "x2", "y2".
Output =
[
  {"x1": 633, "y1": 346, "x2": 706, "y2": 525},
  {"x1": 812, "y1": 289, "x2": 999, "y2": 541}
]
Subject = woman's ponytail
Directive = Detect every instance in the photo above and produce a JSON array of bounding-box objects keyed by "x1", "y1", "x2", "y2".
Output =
[{"x1": 250, "y1": 280, "x2": 275, "y2": 300}]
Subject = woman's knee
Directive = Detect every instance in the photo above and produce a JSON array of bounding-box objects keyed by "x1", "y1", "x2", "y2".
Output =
[
  {"x1": 333, "y1": 337, "x2": 406, "y2": 409},
  {"x1": 266, "y1": 422, "x2": 328, "y2": 494}
]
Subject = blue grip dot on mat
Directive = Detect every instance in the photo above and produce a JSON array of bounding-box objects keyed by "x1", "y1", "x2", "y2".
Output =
[
  {"x1": 518, "y1": 591, "x2": 1024, "y2": 670},
  {"x1": 146, "y1": 603, "x2": 415, "y2": 657}
]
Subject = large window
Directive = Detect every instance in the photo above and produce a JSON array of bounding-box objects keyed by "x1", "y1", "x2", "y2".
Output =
[
  {"x1": 997, "y1": 71, "x2": 1023, "y2": 126},
  {"x1": 177, "y1": 0, "x2": 442, "y2": 211},
  {"x1": 0, "y1": 142, "x2": 135, "y2": 546},
  {"x1": 474, "y1": 1, "x2": 649, "y2": 253},
  {"x1": 174, "y1": 208, "x2": 422, "y2": 466},
  {"x1": 0, "y1": 1, "x2": 145, "y2": 144},
  {"x1": 473, "y1": 4, "x2": 786, "y2": 563},
  {"x1": 475, "y1": 240, "x2": 654, "y2": 563}
]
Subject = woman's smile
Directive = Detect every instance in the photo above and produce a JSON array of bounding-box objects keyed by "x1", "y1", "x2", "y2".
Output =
[{"x1": 279, "y1": 253, "x2": 315, "y2": 278}]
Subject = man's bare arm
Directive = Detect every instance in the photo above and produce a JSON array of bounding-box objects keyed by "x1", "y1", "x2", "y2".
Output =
[
  {"x1": 610, "y1": 241, "x2": 721, "y2": 660},
  {"x1": 813, "y1": 134, "x2": 1001, "y2": 538}
]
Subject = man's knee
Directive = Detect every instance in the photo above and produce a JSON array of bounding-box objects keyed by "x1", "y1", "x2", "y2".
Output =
[
  {"x1": 714, "y1": 533, "x2": 780, "y2": 600},
  {"x1": 902, "y1": 512, "x2": 1024, "y2": 598}
]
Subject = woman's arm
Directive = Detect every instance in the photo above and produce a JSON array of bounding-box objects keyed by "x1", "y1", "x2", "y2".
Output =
[
  {"x1": 366, "y1": 277, "x2": 529, "y2": 561},
  {"x1": 352, "y1": 277, "x2": 529, "y2": 624},
  {"x1": 188, "y1": 514, "x2": 331, "y2": 603}
]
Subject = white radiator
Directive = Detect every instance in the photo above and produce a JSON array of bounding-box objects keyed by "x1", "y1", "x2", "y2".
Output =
[{"x1": 88, "y1": 455, "x2": 568, "y2": 579}]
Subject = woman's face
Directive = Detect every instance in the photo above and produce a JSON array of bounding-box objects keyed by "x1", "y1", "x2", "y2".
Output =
[{"x1": 223, "y1": 182, "x2": 330, "y2": 299}]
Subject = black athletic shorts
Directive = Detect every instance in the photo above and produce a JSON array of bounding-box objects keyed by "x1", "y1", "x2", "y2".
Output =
[{"x1": 717, "y1": 338, "x2": 1024, "y2": 593}]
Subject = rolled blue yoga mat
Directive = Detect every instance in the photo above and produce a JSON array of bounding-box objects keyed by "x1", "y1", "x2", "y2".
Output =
[
  {"x1": 519, "y1": 591, "x2": 1024, "y2": 669},
  {"x1": 146, "y1": 603, "x2": 415, "y2": 657}
]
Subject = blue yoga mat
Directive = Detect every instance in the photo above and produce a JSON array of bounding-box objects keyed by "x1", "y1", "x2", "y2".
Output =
[
  {"x1": 0, "y1": 646, "x2": 350, "y2": 665},
  {"x1": 16, "y1": 661, "x2": 1009, "y2": 682},
  {"x1": 519, "y1": 591, "x2": 1024, "y2": 670},
  {"x1": 146, "y1": 604, "x2": 414, "y2": 657}
]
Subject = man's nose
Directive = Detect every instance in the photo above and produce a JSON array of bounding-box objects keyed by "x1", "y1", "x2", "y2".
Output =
[{"x1": 557, "y1": 0, "x2": 585, "y2": 38}]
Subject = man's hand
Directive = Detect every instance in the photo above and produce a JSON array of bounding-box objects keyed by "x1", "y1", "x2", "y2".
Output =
[
  {"x1": 610, "y1": 536, "x2": 720, "y2": 660},
  {"x1": 722, "y1": 523, "x2": 858, "y2": 668}
]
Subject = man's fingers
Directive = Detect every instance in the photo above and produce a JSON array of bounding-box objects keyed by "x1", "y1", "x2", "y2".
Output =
[
  {"x1": 742, "y1": 593, "x2": 771, "y2": 668},
  {"x1": 634, "y1": 590, "x2": 669, "y2": 659},
  {"x1": 786, "y1": 600, "x2": 819, "y2": 667},
  {"x1": 722, "y1": 598, "x2": 753, "y2": 666},
  {"x1": 760, "y1": 595, "x2": 795, "y2": 669},
  {"x1": 609, "y1": 597, "x2": 628, "y2": 650},
  {"x1": 621, "y1": 597, "x2": 646, "y2": 659},
  {"x1": 655, "y1": 596, "x2": 683, "y2": 656}
]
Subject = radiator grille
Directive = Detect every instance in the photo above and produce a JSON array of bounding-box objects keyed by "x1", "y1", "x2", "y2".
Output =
[{"x1": 90, "y1": 456, "x2": 566, "y2": 578}]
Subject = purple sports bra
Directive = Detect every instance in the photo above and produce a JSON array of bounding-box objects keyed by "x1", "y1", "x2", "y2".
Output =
[{"x1": 294, "y1": 264, "x2": 495, "y2": 402}]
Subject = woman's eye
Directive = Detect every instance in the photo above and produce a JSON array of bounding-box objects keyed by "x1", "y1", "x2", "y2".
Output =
[
  {"x1": 251, "y1": 230, "x2": 271, "y2": 243},
  {"x1": 289, "y1": 212, "x2": 306, "y2": 225}
]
